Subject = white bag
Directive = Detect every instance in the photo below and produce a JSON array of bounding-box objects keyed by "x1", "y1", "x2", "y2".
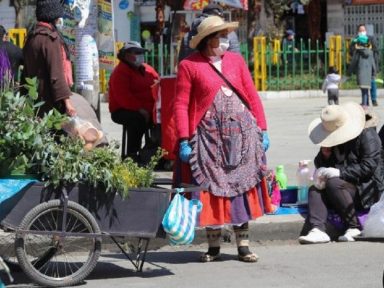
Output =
[{"x1": 362, "y1": 193, "x2": 384, "y2": 237}]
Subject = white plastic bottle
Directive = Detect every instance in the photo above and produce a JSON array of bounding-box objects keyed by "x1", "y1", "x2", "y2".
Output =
[{"x1": 296, "y1": 160, "x2": 312, "y2": 204}]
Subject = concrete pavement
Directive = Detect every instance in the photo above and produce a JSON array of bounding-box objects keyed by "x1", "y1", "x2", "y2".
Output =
[
  {"x1": 99, "y1": 90, "x2": 384, "y2": 184},
  {"x1": 99, "y1": 91, "x2": 384, "y2": 243},
  {"x1": 7, "y1": 242, "x2": 384, "y2": 288}
]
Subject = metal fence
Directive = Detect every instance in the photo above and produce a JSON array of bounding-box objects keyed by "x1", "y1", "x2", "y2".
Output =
[
  {"x1": 253, "y1": 36, "x2": 384, "y2": 91},
  {"x1": 7, "y1": 28, "x2": 384, "y2": 93}
]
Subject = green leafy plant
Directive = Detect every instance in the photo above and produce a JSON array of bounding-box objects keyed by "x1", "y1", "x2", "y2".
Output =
[
  {"x1": 0, "y1": 78, "x2": 67, "y2": 176},
  {"x1": 41, "y1": 137, "x2": 164, "y2": 199},
  {"x1": 0, "y1": 79, "x2": 163, "y2": 198}
]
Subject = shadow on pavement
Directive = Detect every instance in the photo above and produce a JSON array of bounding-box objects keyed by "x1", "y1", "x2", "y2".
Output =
[{"x1": 104, "y1": 250, "x2": 240, "y2": 264}]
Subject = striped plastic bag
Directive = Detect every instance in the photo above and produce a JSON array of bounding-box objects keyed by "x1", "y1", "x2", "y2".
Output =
[{"x1": 162, "y1": 189, "x2": 202, "y2": 245}]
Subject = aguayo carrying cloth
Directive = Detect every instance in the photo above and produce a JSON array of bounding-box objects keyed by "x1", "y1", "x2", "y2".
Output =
[
  {"x1": 190, "y1": 88, "x2": 265, "y2": 197},
  {"x1": 162, "y1": 188, "x2": 202, "y2": 245}
]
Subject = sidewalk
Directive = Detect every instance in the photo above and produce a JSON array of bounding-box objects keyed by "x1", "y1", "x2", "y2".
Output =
[{"x1": 99, "y1": 92, "x2": 384, "y2": 245}]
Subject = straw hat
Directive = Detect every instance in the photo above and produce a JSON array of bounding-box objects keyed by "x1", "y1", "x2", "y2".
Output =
[
  {"x1": 308, "y1": 102, "x2": 365, "y2": 147},
  {"x1": 189, "y1": 16, "x2": 238, "y2": 49}
]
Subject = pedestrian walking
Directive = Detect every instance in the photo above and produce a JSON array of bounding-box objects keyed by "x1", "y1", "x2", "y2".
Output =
[
  {"x1": 22, "y1": 0, "x2": 76, "y2": 117},
  {"x1": 349, "y1": 34, "x2": 376, "y2": 107},
  {"x1": 299, "y1": 102, "x2": 384, "y2": 244},
  {"x1": 108, "y1": 41, "x2": 159, "y2": 163},
  {"x1": 281, "y1": 29, "x2": 299, "y2": 72},
  {"x1": 350, "y1": 24, "x2": 379, "y2": 106},
  {"x1": 174, "y1": 15, "x2": 270, "y2": 263},
  {"x1": 322, "y1": 66, "x2": 340, "y2": 105}
]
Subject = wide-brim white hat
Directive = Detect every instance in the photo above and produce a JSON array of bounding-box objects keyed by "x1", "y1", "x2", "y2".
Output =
[
  {"x1": 189, "y1": 16, "x2": 238, "y2": 49},
  {"x1": 308, "y1": 102, "x2": 365, "y2": 147}
]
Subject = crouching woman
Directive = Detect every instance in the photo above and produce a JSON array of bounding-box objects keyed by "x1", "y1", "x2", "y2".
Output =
[{"x1": 299, "y1": 102, "x2": 384, "y2": 244}]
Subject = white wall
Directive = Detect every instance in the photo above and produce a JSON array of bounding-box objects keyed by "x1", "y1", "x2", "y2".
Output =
[
  {"x1": 0, "y1": 0, "x2": 16, "y2": 29},
  {"x1": 327, "y1": 0, "x2": 344, "y2": 35},
  {"x1": 113, "y1": 0, "x2": 134, "y2": 42}
]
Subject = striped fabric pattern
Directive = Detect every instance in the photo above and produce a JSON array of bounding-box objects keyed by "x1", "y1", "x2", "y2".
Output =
[{"x1": 162, "y1": 189, "x2": 203, "y2": 245}]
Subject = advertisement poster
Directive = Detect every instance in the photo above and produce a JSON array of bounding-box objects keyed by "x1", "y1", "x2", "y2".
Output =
[
  {"x1": 98, "y1": 0, "x2": 115, "y2": 70},
  {"x1": 62, "y1": 1, "x2": 78, "y2": 59}
]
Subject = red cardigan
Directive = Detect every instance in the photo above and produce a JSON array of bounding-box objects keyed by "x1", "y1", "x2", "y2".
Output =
[
  {"x1": 108, "y1": 62, "x2": 159, "y2": 114},
  {"x1": 174, "y1": 51, "x2": 267, "y2": 139}
]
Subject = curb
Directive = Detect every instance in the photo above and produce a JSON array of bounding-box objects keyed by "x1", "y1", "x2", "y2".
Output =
[
  {"x1": 259, "y1": 88, "x2": 384, "y2": 100},
  {"x1": 102, "y1": 214, "x2": 307, "y2": 251}
]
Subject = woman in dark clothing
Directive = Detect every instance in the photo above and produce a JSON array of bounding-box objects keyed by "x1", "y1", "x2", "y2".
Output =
[
  {"x1": 0, "y1": 25, "x2": 23, "y2": 81},
  {"x1": 299, "y1": 102, "x2": 384, "y2": 244},
  {"x1": 23, "y1": 0, "x2": 76, "y2": 117}
]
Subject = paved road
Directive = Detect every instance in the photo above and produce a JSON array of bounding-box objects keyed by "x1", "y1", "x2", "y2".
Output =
[
  {"x1": 99, "y1": 94, "x2": 384, "y2": 184},
  {"x1": 6, "y1": 241, "x2": 384, "y2": 288}
]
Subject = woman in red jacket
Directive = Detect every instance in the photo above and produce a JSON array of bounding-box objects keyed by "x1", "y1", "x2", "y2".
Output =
[
  {"x1": 108, "y1": 41, "x2": 159, "y2": 162},
  {"x1": 174, "y1": 16, "x2": 270, "y2": 263}
]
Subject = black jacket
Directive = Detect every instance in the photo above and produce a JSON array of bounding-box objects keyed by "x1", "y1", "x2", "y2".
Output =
[
  {"x1": 315, "y1": 113, "x2": 384, "y2": 209},
  {"x1": 0, "y1": 40, "x2": 23, "y2": 80}
]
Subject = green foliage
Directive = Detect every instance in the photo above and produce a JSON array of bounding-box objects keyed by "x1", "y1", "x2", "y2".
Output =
[
  {"x1": 0, "y1": 80, "x2": 163, "y2": 198},
  {"x1": 41, "y1": 138, "x2": 164, "y2": 199},
  {"x1": 0, "y1": 79, "x2": 67, "y2": 176}
]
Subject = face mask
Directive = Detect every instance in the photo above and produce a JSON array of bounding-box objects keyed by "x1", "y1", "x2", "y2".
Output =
[
  {"x1": 55, "y1": 18, "x2": 64, "y2": 30},
  {"x1": 213, "y1": 38, "x2": 229, "y2": 56},
  {"x1": 358, "y1": 31, "x2": 366, "y2": 37},
  {"x1": 134, "y1": 54, "x2": 145, "y2": 66}
]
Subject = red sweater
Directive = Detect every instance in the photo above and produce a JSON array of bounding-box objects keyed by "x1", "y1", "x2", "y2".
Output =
[
  {"x1": 174, "y1": 51, "x2": 267, "y2": 139},
  {"x1": 108, "y1": 62, "x2": 159, "y2": 114}
]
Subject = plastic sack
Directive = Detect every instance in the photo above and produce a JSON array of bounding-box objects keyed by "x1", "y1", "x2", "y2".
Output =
[
  {"x1": 162, "y1": 189, "x2": 202, "y2": 245},
  {"x1": 62, "y1": 116, "x2": 103, "y2": 150},
  {"x1": 362, "y1": 194, "x2": 384, "y2": 237},
  {"x1": 0, "y1": 179, "x2": 36, "y2": 204}
]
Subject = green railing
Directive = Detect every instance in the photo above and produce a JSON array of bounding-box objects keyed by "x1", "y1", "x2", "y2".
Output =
[
  {"x1": 100, "y1": 37, "x2": 384, "y2": 93},
  {"x1": 252, "y1": 37, "x2": 384, "y2": 91}
]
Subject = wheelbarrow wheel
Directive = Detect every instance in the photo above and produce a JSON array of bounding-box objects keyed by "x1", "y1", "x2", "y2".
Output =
[{"x1": 15, "y1": 200, "x2": 101, "y2": 287}]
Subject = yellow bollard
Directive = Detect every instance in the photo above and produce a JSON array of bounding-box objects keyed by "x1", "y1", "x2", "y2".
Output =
[
  {"x1": 329, "y1": 35, "x2": 342, "y2": 75},
  {"x1": 272, "y1": 39, "x2": 281, "y2": 65},
  {"x1": 253, "y1": 36, "x2": 267, "y2": 91},
  {"x1": 8, "y1": 28, "x2": 27, "y2": 48}
]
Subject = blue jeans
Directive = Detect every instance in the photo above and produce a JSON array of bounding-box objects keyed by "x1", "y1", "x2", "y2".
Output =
[
  {"x1": 361, "y1": 88, "x2": 369, "y2": 106},
  {"x1": 371, "y1": 79, "x2": 377, "y2": 102}
]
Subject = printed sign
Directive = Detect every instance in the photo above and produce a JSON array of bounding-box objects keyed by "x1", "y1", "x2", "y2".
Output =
[{"x1": 98, "y1": 0, "x2": 115, "y2": 70}]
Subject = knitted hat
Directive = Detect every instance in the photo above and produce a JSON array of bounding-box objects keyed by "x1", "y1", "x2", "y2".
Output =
[{"x1": 36, "y1": 0, "x2": 64, "y2": 23}]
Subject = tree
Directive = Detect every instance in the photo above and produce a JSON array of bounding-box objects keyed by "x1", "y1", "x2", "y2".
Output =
[{"x1": 10, "y1": 0, "x2": 26, "y2": 28}]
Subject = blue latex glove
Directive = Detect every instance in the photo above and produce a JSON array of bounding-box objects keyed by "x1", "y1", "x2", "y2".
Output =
[
  {"x1": 179, "y1": 140, "x2": 192, "y2": 163},
  {"x1": 262, "y1": 131, "x2": 270, "y2": 152}
]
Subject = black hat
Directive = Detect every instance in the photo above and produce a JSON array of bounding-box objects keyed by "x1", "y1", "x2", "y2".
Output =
[
  {"x1": 202, "y1": 4, "x2": 224, "y2": 17},
  {"x1": 36, "y1": 0, "x2": 64, "y2": 23}
]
